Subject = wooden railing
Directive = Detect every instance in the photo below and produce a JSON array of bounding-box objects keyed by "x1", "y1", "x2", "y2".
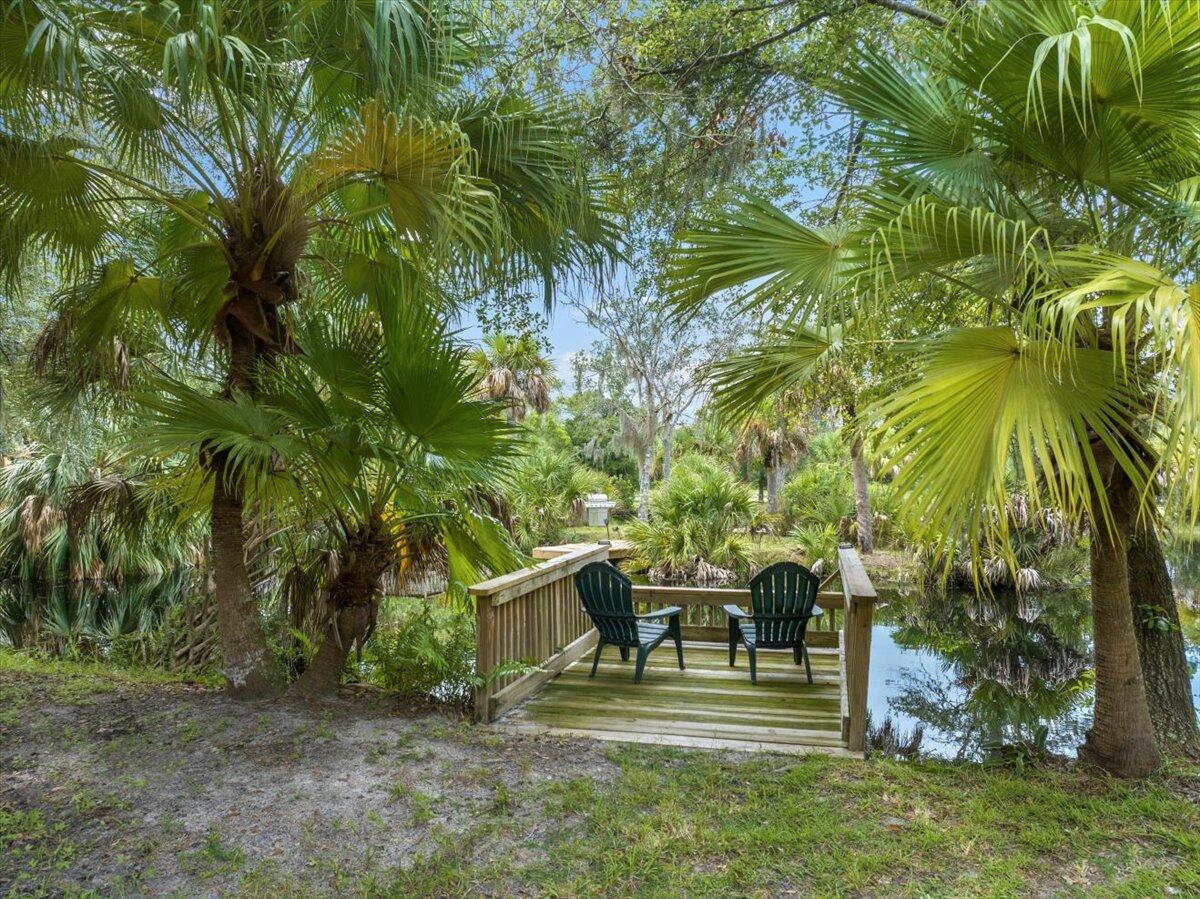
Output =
[
  {"x1": 469, "y1": 544, "x2": 609, "y2": 722},
  {"x1": 470, "y1": 542, "x2": 878, "y2": 752}
]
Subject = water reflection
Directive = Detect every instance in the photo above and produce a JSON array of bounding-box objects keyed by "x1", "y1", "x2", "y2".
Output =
[
  {"x1": 870, "y1": 540, "x2": 1200, "y2": 760},
  {"x1": 0, "y1": 574, "x2": 192, "y2": 652}
]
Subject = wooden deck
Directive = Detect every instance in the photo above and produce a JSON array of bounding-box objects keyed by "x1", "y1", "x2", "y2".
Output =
[{"x1": 494, "y1": 641, "x2": 857, "y2": 757}]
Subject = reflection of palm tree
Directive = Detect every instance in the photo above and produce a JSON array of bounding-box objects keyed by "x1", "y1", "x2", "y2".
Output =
[
  {"x1": 887, "y1": 588, "x2": 1093, "y2": 758},
  {"x1": 470, "y1": 334, "x2": 555, "y2": 424}
]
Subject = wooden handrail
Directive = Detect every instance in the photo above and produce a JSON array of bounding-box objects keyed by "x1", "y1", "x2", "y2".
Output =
[
  {"x1": 470, "y1": 543, "x2": 609, "y2": 604},
  {"x1": 837, "y1": 544, "x2": 877, "y2": 753},
  {"x1": 631, "y1": 584, "x2": 844, "y2": 612},
  {"x1": 472, "y1": 543, "x2": 609, "y2": 722}
]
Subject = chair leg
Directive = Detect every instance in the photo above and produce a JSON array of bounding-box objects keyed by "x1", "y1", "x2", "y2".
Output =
[
  {"x1": 671, "y1": 618, "x2": 685, "y2": 671},
  {"x1": 619, "y1": 645, "x2": 630, "y2": 662},
  {"x1": 634, "y1": 646, "x2": 650, "y2": 683},
  {"x1": 802, "y1": 643, "x2": 813, "y2": 684},
  {"x1": 589, "y1": 641, "x2": 604, "y2": 678},
  {"x1": 793, "y1": 643, "x2": 802, "y2": 665},
  {"x1": 747, "y1": 646, "x2": 757, "y2": 684},
  {"x1": 728, "y1": 618, "x2": 737, "y2": 666}
]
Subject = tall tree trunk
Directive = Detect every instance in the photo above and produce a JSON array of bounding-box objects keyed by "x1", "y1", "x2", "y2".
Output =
[
  {"x1": 638, "y1": 447, "x2": 652, "y2": 521},
  {"x1": 661, "y1": 417, "x2": 674, "y2": 482},
  {"x1": 209, "y1": 327, "x2": 281, "y2": 699},
  {"x1": 850, "y1": 433, "x2": 874, "y2": 552},
  {"x1": 291, "y1": 537, "x2": 394, "y2": 698},
  {"x1": 766, "y1": 458, "x2": 782, "y2": 514},
  {"x1": 209, "y1": 450, "x2": 282, "y2": 698},
  {"x1": 1128, "y1": 521, "x2": 1200, "y2": 756},
  {"x1": 1082, "y1": 464, "x2": 1161, "y2": 777}
]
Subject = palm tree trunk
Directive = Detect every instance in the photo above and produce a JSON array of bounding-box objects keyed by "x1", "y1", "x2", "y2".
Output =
[
  {"x1": 1082, "y1": 465, "x2": 1161, "y2": 777},
  {"x1": 209, "y1": 449, "x2": 282, "y2": 699},
  {"x1": 209, "y1": 326, "x2": 282, "y2": 698},
  {"x1": 850, "y1": 434, "x2": 874, "y2": 552},
  {"x1": 290, "y1": 594, "x2": 375, "y2": 698},
  {"x1": 291, "y1": 540, "x2": 393, "y2": 698},
  {"x1": 766, "y1": 459, "x2": 782, "y2": 514},
  {"x1": 1128, "y1": 521, "x2": 1200, "y2": 756}
]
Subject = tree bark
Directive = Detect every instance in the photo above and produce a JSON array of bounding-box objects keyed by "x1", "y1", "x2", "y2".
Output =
[
  {"x1": 207, "y1": 322, "x2": 282, "y2": 698},
  {"x1": 850, "y1": 434, "x2": 874, "y2": 552},
  {"x1": 290, "y1": 593, "x2": 375, "y2": 698},
  {"x1": 766, "y1": 458, "x2": 783, "y2": 514},
  {"x1": 661, "y1": 416, "x2": 675, "y2": 482},
  {"x1": 638, "y1": 447, "x2": 652, "y2": 521},
  {"x1": 1082, "y1": 466, "x2": 1162, "y2": 777},
  {"x1": 1127, "y1": 521, "x2": 1200, "y2": 756},
  {"x1": 209, "y1": 449, "x2": 282, "y2": 699},
  {"x1": 291, "y1": 537, "x2": 393, "y2": 698}
]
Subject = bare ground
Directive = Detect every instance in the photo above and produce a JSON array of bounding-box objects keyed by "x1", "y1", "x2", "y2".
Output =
[
  {"x1": 4, "y1": 661, "x2": 1198, "y2": 897},
  {"x1": 0, "y1": 668, "x2": 615, "y2": 896}
]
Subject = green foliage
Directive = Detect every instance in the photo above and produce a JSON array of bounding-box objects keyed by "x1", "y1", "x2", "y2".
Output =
[
  {"x1": 672, "y1": 0, "x2": 1200, "y2": 559},
  {"x1": 0, "y1": 448, "x2": 201, "y2": 587},
  {"x1": 790, "y1": 524, "x2": 838, "y2": 570},
  {"x1": 507, "y1": 419, "x2": 605, "y2": 550},
  {"x1": 917, "y1": 495, "x2": 1087, "y2": 593},
  {"x1": 362, "y1": 600, "x2": 477, "y2": 704},
  {"x1": 628, "y1": 454, "x2": 751, "y2": 582},
  {"x1": 782, "y1": 462, "x2": 854, "y2": 533}
]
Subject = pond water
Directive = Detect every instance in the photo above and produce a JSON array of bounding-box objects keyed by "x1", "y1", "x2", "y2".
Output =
[{"x1": 867, "y1": 542, "x2": 1200, "y2": 760}]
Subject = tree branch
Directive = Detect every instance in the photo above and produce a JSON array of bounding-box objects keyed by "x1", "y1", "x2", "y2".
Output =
[
  {"x1": 636, "y1": 11, "x2": 832, "y2": 78},
  {"x1": 860, "y1": 0, "x2": 947, "y2": 27},
  {"x1": 635, "y1": 0, "x2": 947, "y2": 81}
]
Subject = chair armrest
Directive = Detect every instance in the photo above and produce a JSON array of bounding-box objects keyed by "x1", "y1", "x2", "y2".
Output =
[
  {"x1": 723, "y1": 604, "x2": 750, "y2": 620},
  {"x1": 636, "y1": 606, "x2": 682, "y2": 620}
]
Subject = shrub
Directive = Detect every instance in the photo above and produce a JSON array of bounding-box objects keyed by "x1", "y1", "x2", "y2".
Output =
[
  {"x1": 781, "y1": 462, "x2": 854, "y2": 532},
  {"x1": 363, "y1": 600, "x2": 477, "y2": 704},
  {"x1": 507, "y1": 446, "x2": 604, "y2": 550},
  {"x1": 791, "y1": 523, "x2": 839, "y2": 571},
  {"x1": 628, "y1": 454, "x2": 751, "y2": 583}
]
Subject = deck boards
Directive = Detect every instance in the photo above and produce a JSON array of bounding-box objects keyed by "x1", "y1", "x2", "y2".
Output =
[{"x1": 495, "y1": 642, "x2": 858, "y2": 757}]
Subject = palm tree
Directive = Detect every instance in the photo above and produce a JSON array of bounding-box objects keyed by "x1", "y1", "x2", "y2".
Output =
[
  {"x1": 670, "y1": 1, "x2": 1200, "y2": 774},
  {"x1": 2, "y1": 1, "x2": 611, "y2": 696},
  {"x1": 469, "y1": 333, "x2": 556, "y2": 423},
  {"x1": 135, "y1": 286, "x2": 521, "y2": 697},
  {"x1": 732, "y1": 395, "x2": 810, "y2": 515}
]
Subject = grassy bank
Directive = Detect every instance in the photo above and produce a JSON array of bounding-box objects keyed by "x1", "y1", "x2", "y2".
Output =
[{"x1": 2, "y1": 650, "x2": 1198, "y2": 896}]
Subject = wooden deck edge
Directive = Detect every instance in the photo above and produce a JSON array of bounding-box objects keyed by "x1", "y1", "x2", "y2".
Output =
[
  {"x1": 487, "y1": 628, "x2": 599, "y2": 722},
  {"x1": 493, "y1": 721, "x2": 863, "y2": 759}
]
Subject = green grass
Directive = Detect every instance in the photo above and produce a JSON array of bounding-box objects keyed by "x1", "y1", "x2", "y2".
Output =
[
  {"x1": 389, "y1": 749, "x2": 1200, "y2": 897},
  {"x1": 4, "y1": 649, "x2": 1197, "y2": 896},
  {"x1": 0, "y1": 648, "x2": 220, "y2": 695}
]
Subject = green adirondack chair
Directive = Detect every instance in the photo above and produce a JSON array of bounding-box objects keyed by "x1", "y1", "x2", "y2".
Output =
[
  {"x1": 575, "y1": 561, "x2": 684, "y2": 683},
  {"x1": 724, "y1": 561, "x2": 822, "y2": 684}
]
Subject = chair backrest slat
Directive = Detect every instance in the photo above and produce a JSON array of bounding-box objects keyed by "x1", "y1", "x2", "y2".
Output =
[
  {"x1": 576, "y1": 561, "x2": 639, "y2": 646},
  {"x1": 749, "y1": 561, "x2": 818, "y2": 647}
]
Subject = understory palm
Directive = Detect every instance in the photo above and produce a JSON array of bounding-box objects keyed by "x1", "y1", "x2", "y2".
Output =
[
  {"x1": 136, "y1": 287, "x2": 521, "y2": 696},
  {"x1": 2, "y1": 1, "x2": 611, "y2": 695},
  {"x1": 671, "y1": 0, "x2": 1200, "y2": 774}
]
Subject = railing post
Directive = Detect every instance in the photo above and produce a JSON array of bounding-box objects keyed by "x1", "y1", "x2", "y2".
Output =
[
  {"x1": 474, "y1": 593, "x2": 495, "y2": 723},
  {"x1": 838, "y1": 544, "x2": 876, "y2": 754}
]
